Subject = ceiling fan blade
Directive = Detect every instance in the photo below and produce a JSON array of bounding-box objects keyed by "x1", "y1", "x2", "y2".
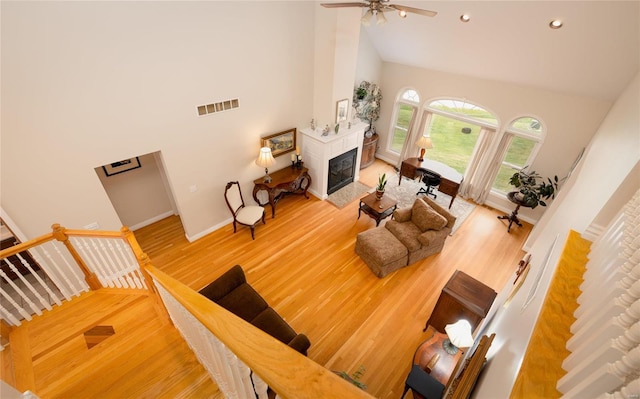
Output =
[
  {"x1": 389, "y1": 4, "x2": 437, "y2": 17},
  {"x1": 321, "y1": 2, "x2": 368, "y2": 8}
]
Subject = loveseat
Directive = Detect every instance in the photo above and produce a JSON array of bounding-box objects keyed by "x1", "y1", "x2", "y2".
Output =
[
  {"x1": 355, "y1": 196, "x2": 456, "y2": 277},
  {"x1": 199, "y1": 265, "x2": 311, "y2": 355}
]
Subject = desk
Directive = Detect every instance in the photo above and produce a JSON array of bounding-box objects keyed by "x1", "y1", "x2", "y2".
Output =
[
  {"x1": 412, "y1": 326, "x2": 463, "y2": 398},
  {"x1": 399, "y1": 158, "x2": 463, "y2": 209},
  {"x1": 252, "y1": 166, "x2": 311, "y2": 218}
]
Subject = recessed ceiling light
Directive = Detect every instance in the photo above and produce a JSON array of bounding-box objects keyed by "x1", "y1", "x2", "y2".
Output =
[
  {"x1": 460, "y1": 14, "x2": 471, "y2": 23},
  {"x1": 549, "y1": 19, "x2": 563, "y2": 29}
]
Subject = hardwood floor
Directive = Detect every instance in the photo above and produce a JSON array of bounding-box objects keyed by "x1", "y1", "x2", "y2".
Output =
[
  {"x1": 134, "y1": 159, "x2": 533, "y2": 398},
  {"x1": 9, "y1": 290, "x2": 220, "y2": 398}
]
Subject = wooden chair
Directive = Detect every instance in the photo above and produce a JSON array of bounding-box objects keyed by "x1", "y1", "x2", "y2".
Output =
[{"x1": 224, "y1": 181, "x2": 265, "y2": 240}]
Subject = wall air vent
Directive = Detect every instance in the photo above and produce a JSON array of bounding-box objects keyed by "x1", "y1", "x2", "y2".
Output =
[{"x1": 197, "y1": 98, "x2": 240, "y2": 116}]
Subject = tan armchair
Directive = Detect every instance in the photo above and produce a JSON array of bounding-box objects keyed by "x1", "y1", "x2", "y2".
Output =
[
  {"x1": 385, "y1": 196, "x2": 456, "y2": 265},
  {"x1": 356, "y1": 196, "x2": 456, "y2": 277}
]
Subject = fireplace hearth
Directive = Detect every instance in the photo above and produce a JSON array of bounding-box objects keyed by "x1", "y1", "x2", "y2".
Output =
[{"x1": 327, "y1": 148, "x2": 357, "y2": 195}]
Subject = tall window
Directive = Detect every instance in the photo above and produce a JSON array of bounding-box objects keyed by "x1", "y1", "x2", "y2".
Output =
[
  {"x1": 421, "y1": 99, "x2": 498, "y2": 174},
  {"x1": 492, "y1": 117, "x2": 544, "y2": 192},
  {"x1": 389, "y1": 89, "x2": 420, "y2": 154}
]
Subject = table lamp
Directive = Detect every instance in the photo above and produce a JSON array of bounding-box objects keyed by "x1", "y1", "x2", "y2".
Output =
[
  {"x1": 255, "y1": 147, "x2": 275, "y2": 183},
  {"x1": 443, "y1": 320, "x2": 474, "y2": 355},
  {"x1": 415, "y1": 136, "x2": 433, "y2": 162}
]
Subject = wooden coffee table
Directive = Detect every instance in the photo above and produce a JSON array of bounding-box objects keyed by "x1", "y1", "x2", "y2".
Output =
[{"x1": 358, "y1": 192, "x2": 398, "y2": 226}]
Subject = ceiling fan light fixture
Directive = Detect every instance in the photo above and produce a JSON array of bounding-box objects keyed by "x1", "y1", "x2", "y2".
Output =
[
  {"x1": 376, "y1": 11, "x2": 387, "y2": 25},
  {"x1": 361, "y1": 10, "x2": 373, "y2": 26},
  {"x1": 398, "y1": 9, "x2": 407, "y2": 18},
  {"x1": 460, "y1": 14, "x2": 471, "y2": 22}
]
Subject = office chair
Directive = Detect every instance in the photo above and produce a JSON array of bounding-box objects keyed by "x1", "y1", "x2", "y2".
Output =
[{"x1": 417, "y1": 170, "x2": 441, "y2": 199}]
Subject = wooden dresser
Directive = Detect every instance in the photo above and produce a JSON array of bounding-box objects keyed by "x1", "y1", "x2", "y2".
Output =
[{"x1": 425, "y1": 270, "x2": 497, "y2": 333}]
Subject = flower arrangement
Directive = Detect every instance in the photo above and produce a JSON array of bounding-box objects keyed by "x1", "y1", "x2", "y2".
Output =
[{"x1": 353, "y1": 81, "x2": 382, "y2": 130}]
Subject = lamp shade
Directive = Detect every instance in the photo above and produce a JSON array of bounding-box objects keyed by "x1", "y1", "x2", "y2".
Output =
[
  {"x1": 361, "y1": 10, "x2": 373, "y2": 26},
  {"x1": 255, "y1": 147, "x2": 275, "y2": 168},
  {"x1": 376, "y1": 10, "x2": 387, "y2": 25},
  {"x1": 416, "y1": 136, "x2": 434, "y2": 150},
  {"x1": 444, "y1": 320, "x2": 474, "y2": 348}
]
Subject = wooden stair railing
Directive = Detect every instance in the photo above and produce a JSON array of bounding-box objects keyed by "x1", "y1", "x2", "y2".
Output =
[{"x1": 146, "y1": 265, "x2": 374, "y2": 399}]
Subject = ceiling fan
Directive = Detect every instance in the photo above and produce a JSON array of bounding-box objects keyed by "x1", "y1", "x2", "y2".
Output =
[{"x1": 321, "y1": 0, "x2": 437, "y2": 26}]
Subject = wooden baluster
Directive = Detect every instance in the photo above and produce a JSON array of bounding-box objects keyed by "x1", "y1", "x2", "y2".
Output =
[{"x1": 51, "y1": 224, "x2": 101, "y2": 290}]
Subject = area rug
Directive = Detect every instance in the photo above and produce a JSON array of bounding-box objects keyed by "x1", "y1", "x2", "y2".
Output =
[
  {"x1": 326, "y1": 181, "x2": 373, "y2": 209},
  {"x1": 380, "y1": 175, "x2": 476, "y2": 234}
]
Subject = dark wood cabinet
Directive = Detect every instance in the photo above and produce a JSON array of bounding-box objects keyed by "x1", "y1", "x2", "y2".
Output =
[
  {"x1": 425, "y1": 270, "x2": 497, "y2": 333},
  {"x1": 360, "y1": 133, "x2": 378, "y2": 169}
]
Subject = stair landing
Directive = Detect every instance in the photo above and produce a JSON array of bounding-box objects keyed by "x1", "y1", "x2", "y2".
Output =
[{"x1": 7, "y1": 289, "x2": 221, "y2": 398}]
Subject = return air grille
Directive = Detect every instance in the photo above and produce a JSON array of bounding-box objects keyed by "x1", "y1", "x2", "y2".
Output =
[{"x1": 197, "y1": 98, "x2": 239, "y2": 116}]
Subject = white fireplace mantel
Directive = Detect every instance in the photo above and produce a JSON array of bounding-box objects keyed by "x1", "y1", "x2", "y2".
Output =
[{"x1": 299, "y1": 121, "x2": 368, "y2": 200}]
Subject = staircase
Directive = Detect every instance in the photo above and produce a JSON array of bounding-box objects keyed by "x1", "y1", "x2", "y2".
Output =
[{"x1": 6, "y1": 289, "x2": 220, "y2": 398}]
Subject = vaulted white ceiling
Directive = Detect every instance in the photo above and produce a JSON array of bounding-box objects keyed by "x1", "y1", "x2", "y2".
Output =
[{"x1": 350, "y1": 0, "x2": 639, "y2": 101}]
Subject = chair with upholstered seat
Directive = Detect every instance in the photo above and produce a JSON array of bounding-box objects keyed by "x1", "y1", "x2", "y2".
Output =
[
  {"x1": 224, "y1": 181, "x2": 265, "y2": 240},
  {"x1": 417, "y1": 170, "x2": 441, "y2": 199}
]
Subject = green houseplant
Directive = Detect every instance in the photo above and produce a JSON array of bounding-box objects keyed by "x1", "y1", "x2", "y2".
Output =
[
  {"x1": 376, "y1": 173, "x2": 387, "y2": 200},
  {"x1": 508, "y1": 167, "x2": 559, "y2": 209}
]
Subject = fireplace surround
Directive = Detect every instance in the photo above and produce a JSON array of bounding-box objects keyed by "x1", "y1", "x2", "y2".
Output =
[{"x1": 299, "y1": 122, "x2": 367, "y2": 200}]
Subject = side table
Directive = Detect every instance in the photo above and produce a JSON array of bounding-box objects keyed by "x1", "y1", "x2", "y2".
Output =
[
  {"x1": 497, "y1": 191, "x2": 533, "y2": 232},
  {"x1": 252, "y1": 166, "x2": 311, "y2": 218},
  {"x1": 358, "y1": 192, "x2": 397, "y2": 226},
  {"x1": 424, "y1": 270, "x2": 497, "y2": 334}
]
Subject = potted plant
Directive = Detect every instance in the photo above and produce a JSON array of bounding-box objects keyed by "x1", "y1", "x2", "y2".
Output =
[
  {"x1": 508, "y1": 167, "x2": 559, "y2": 209},
  {"x1": 376, "y1": 173, "x2": 387, "y2": 200}
]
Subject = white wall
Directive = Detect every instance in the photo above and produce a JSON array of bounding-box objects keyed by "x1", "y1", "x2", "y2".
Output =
[
  {"x1": 377, "y1": 62, "x2": 612, "y2": 221},
  {"x1": 1, "y1": 1, "x2": 315, "y2": 240},
  {"x1": 354, "y1": 30, "x2": 383, "y2": 92},
  {"x1": 473, "y1": 72, "x2": 640, "y2": 399},
  {"x1": 95, "y1": 152, "x2": 174, "y2": 230}
]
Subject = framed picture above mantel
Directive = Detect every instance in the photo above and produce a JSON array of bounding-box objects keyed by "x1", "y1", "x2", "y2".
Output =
[{"x1": 261, "y1": 128, "x2": 296, "y2": 158}]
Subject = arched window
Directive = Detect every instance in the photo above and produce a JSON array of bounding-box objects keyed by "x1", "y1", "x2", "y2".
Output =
[
  {"x1": 419, "y1": 99, "x2": 498, "y2": 175},
  {"x1": 388, "y1": 89, "x2": 420, "y2": 154},
  {"x1": 491, "y1": 116, "x2": 545, "y2": 192}
]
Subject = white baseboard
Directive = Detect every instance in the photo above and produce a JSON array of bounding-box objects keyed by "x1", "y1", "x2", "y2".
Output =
[
  {"x1": 186, "y1": 217, "x2": 233, "y2": 243},
  {"x1": 129, "y1": 211, "x2": 176, "y2": 231}
]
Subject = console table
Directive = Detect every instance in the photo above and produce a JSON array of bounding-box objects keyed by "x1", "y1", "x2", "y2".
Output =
[
  {"x1": 399, "y1": 158, "x2": 463, "y2": 209},
  {"x1": 252, "y1": 166, "x2": 311, "y2": 218}
]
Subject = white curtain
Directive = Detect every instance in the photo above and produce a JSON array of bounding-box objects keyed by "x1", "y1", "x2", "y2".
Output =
[
  {"x1": 397, "y1": 110, "x2": 430, "y2": 170},
  {"x1": 458, "y1": 127, "x2": 500, "y2": 203}
]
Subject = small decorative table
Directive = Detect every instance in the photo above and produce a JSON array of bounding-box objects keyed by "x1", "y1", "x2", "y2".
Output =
[
  {"x1": 497, "y1": 191, "x2": 533, "y2": 232},
  {"x1": 252, "y1": 166, "x2": 311, "y2": 218},
  {"x1": 358, "y1": 192, "x2": 397, "y2": 226}
]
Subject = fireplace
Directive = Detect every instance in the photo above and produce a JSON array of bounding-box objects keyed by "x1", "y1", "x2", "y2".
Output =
[{"x1": 327, "y1": 148, "x2": 357, "y2": 195}]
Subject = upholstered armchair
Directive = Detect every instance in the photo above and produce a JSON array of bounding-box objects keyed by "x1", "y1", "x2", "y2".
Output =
[
  {"x1": 385, "y1": 196, "x2": 457, "y2": 265},
  {"x1": 224, "y1": 181, "x2": 265, "y2": 240}
]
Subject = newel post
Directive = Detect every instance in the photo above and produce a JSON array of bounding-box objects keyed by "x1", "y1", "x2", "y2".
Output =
[
  {"x1": 120, "y1": 226, "x2": 170, "y2": 323},
  {"x1": 51, "y1": 224, "x2": 102, "y2": 290}
]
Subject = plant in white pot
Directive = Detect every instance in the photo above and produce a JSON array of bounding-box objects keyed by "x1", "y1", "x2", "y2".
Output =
[{"x1": 508, "y1": 167, "x2": 559, "y2": 209}]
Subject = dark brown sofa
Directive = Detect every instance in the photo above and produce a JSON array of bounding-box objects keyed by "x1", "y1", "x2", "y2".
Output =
[{"x1": 199, "y1": 265, "x2": 311, "y2": 356}]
